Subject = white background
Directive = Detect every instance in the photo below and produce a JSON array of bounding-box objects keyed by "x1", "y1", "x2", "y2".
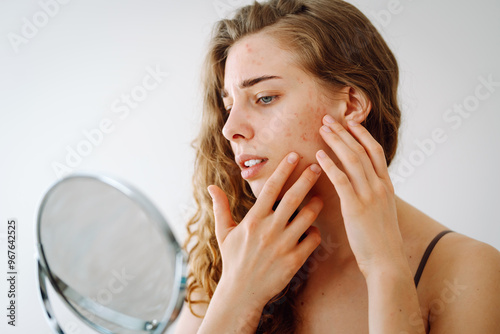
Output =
[{"x1": 0, "y1": 0, "x2": 499, "y2": 333}]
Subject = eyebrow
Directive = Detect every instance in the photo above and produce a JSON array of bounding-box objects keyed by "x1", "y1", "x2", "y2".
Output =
[{"x1": 221, "y1": 75, "x2": 282, "y2": 99}]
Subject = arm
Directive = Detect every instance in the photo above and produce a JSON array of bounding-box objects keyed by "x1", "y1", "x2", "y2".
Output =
[
  {"x1": 365, "y1": 262, "x2": 425, "y2": 333},
  {"x1": 173, "y1": 278, "x2": 265, "y2": 333},
  {"x1": 317, "y1": 116, "x2": 426, "y2": 333},
  {"x1": 317, "y1": 116, "x2": 500, "y2": 332},
  {"x1": 173, "y1": 275, "x2": 265, "y2": 334},
  {"x1": 197, "y1": 278, "x2": 266, "y2": 334},
  {"x1": 173, "y1": 287, "x2": 207, "y2": 334}
]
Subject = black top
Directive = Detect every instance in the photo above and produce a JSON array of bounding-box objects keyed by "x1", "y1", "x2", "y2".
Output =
[{"x1": 414, "y1": 230, "x2": 454, "y2": 288}]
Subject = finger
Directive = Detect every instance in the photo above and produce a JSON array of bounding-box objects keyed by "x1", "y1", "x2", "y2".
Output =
[
  {"x1": 208, "y1": 185, "x2": 237, "y2": 245},
  {"x1": 273, "y1": 164, "x2": 322, "y2": 226},
  {"x1": 292, "y1": 225, "x2": 322, "y2": 264},
  {"x1": 253, "y1": 152, "x2": 300, "y2": 215},
  {"x1": 322, "y1": 115, "x2": 380, "y2": 184},
  {"x1": 346, "y1": 121, "x2": 391, "y2": 182},
  {"x1": 319, "y1": 123, "x2": 373, "y2": 194},
  {"x1": 316, "y1": 149, "x2": 359, "y2": 206},
  {"x1": 285, "y1": 196, "x2": 323, "y2": 239}
]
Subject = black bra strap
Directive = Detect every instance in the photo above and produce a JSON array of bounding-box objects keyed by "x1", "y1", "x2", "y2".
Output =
[{"x1": 414, "y1": 230, "x2": 454, "y2": 288}]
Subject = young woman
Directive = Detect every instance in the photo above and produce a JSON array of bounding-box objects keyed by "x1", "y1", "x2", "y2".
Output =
[{"x1": 174, "y1": 0, "x2": 500, "y2": 333}]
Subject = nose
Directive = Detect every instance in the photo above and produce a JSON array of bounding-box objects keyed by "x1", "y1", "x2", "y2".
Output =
[{"x1": 222, "y1": 103, "x2": 254, "y2": 141}]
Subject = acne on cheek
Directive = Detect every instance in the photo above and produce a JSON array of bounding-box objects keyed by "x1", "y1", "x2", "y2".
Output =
[
  {"x1": 315, "y1": 105, "x2": 327, "y2": 116},
  {"x1": 310, "y1": 105, "x2": 327, "y2": 123},
  {"x1": 283, "y1": 103, "x2": 324, "y2": 140},
  {"x1": 301, "y1": 107, "x2": 325, "y2": 142},
  {"x1": 299, "y1": 123, "x2": 323, "y2": 143},
  {"x1": 314, "y1": 105, "x2": 328, "y2": 131}
]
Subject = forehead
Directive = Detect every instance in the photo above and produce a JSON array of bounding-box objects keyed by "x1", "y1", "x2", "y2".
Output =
[{"x1": 224, "y1": 33, "x2": 296, "y2": 89}]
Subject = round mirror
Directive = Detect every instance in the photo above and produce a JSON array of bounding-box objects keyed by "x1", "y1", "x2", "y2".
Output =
[{"x1": 36, "y1": 173, "x2": 186, "y2": 334}]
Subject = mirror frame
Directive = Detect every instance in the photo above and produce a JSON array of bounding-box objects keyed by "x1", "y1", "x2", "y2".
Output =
[{"x1": 35, "y1": 173, "x2": 187, "y2": 334}]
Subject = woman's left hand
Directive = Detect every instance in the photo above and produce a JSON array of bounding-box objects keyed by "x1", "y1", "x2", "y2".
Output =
[{"x1": 316, "y1": 115, "x2": 407, "y2": 277}]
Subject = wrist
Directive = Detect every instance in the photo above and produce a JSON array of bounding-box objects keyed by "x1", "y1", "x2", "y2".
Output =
[
  {"x1": 199, "y1": 278, "x2": 266, "y2": 333},
  {"x1": 363, "y1": 258, "x2": 425, "y2": 333},
  {"x1": 359, "y1": 244, "x2": 410, "y2": 281},
  {"x1": 364, "y1": 260, "x2": 413, "y2": 289},
  {"x1": 217, "y1": 275, "x2": 270, "y2": 309}
]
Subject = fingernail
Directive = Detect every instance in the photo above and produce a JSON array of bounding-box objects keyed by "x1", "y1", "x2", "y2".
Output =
[
  {"x1": 287, "y1": 152, "x2": 298, "y2": 164},
  {"x1": 324, "y1": 115, "x2": 335, "y2": 124},
  {"x1": 310, "y1": 164, "x2": 322, "y2": 174},
  {"x1": 321, "y1": 125, "x2": 332, "y2": 133},
  {"x1": 317, "y1": 150, "x2": 327, "y2": 159},
  {"x1": 348, "y1": 120, "x2": 358, "y2": 126}
]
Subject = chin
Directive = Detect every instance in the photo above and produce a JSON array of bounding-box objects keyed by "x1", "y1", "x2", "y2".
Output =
[
  {"x1": 249, "y1": 180, "x2": 273, "y2": 200},
  {"x1": 250, "y1": 183, "x2": 264, "y2": 199}
]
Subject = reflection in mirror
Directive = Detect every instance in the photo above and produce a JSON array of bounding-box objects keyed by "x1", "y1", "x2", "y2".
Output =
[{"x1": 36, "y1": 174, "x2": 186, "y2": 334}]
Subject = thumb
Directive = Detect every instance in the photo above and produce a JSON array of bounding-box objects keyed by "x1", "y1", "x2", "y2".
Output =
[{"x1": 208, "y1": 185, "x2": 236, "y2": 245}]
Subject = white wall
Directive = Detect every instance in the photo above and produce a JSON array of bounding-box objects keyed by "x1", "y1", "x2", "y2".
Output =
[{"x1": 0, "y1": 0, "x2": 498, "y2": 333}]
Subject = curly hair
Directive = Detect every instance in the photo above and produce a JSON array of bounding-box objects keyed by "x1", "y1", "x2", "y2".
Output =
[{"x1": 184, "y1": 0, "x2": 401, "y2": 332}]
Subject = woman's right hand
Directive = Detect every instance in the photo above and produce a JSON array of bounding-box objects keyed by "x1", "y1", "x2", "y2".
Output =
[{"x1": 204, "y1": 152, "x2": 323, "y2": 330}]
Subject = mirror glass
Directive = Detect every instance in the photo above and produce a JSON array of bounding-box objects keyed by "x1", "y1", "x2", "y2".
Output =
[{"x1": 36, "y1": 174, "x2": 186, "y2": 334}]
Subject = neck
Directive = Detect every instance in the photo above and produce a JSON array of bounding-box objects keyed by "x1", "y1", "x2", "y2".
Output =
[
  {"x1": 303, "y1": 175, "x2": 412, "y2": 275},
  {"x1": 311, "y1": 190, "x2": 355, "y2": 269}
]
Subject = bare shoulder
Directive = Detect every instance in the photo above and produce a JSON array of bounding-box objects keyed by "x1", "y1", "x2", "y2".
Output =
[
  {"x1": 428, "y1": 232, "x2": 500, "y2": 280},
  {"x1": 420, "y1": 232, "x2": 500, "y2": 333},
  {"x1": 173, "y1": 286, "x2": 209, "y2": 334}
]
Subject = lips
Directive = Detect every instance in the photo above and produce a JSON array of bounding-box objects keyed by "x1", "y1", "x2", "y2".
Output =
[
  {"x1": 236, "y1": 154, "x2": 268, "y2": 180},
  {"x1": 236, "y1": 154, "x2": 268, "y2": 169}
]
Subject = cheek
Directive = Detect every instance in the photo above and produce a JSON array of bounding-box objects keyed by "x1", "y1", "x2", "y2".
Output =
[
  {"x1": 281, "y1": 99, "x2": 328, "y2": 142},
  {"x1": 298, "y1": 104, "x2": 326, "y2": 142},
  {"x1": 284, "y1": 112, "x2": 299, "y2": 138}
]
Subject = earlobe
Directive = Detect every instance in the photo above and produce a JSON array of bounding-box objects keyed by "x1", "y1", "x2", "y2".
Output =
[{"x1": 343, "y1": 86, "x2": 371, "y2": 124}]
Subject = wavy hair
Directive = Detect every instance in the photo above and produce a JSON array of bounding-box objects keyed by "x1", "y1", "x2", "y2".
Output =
[{"x1": 184, "y1": 0, "x2": 401, "y2": 332}]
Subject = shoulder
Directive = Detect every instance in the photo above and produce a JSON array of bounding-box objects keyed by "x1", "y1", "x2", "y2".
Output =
[
  {"x1": 430, "y1": 232, "x2": 500, "y2": 280},
  {"x1": 420, "y1": 232, "x2": 500, "y2": 332}
]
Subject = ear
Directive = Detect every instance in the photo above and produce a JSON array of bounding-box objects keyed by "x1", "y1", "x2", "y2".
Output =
[{"x1": 337, "y1": 86, "x2": 371, "y2": 124}]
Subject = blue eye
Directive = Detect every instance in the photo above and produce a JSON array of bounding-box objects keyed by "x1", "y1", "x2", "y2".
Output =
[{"x1": 258, "y1": 95, "x2": 277, "y2": 105}]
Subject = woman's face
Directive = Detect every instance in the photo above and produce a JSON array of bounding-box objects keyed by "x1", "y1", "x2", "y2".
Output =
[{"x1": 222, "y1": 32, "x2": 340, "y2": 198}]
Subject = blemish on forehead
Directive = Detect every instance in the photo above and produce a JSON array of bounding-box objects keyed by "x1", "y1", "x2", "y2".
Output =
[
  {"x1": 301, "y1": 133, "x2": 309, "y2": 141},
  {"x1": 246, "y1": 43, "x2": 252, "y2": 52}
]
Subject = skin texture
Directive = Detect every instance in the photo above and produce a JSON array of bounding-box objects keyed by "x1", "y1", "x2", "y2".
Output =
[
  {"x1": 221, "y1": 34, "x2": 338, "y2": 200},
  {"x1": 174, "y1": 32, "x2": 500, "y2": 334}
]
